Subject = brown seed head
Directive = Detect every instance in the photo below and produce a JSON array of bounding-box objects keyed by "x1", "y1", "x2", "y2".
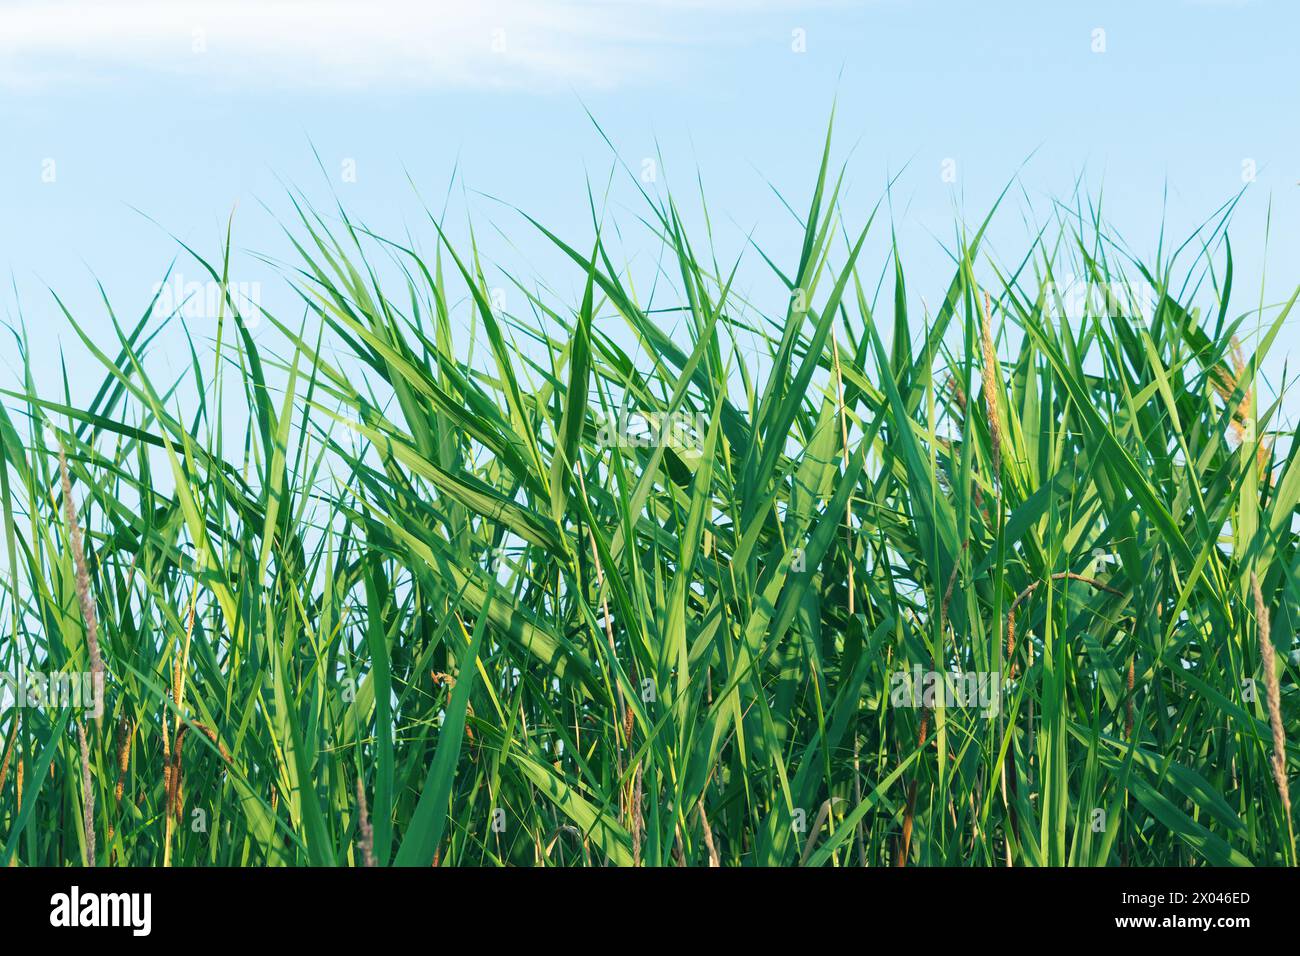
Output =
[
  {"x1": 1251, "y1": 573, "x2": 1292, "y2": 823},
  {"x1": 355, "y1": 777, "x2": 377, "y2": 867},
  {"x1": 979, "y1": 291, "x2": 1005, "y2": 481},
  {"x1": 77, "y1": 721, "x2": 96, "y2": 867},
  {"x1": 57, "y1": 439, "x2": 105, "y2": 723}
]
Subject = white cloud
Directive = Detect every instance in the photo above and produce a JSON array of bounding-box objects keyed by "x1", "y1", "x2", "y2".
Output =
[{"x1": 0, "y1": 0, "x2": 790, "y2": 92}]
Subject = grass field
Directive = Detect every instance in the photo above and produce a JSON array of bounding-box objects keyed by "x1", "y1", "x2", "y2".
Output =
[{"x1": 1, "y1": 124, "x2": 1297, "y2": 867}]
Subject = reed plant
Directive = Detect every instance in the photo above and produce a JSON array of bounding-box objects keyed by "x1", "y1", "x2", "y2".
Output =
[{"x1": 0, "y1": 120, "x2": 1296, "y2": 866}]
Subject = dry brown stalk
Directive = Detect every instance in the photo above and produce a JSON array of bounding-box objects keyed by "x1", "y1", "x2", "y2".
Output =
[
  {"x1": 168, "y1": 724, "x2": 186, "y2": 822},
  {"x1": 77, "y1": 721, "x2": 95, "y2": 867},
  {"x1": 1006, "y1": 605, "x2": 1018, "y2": 670},
  {"x1": 0, "y1": 719, "x2": 16, "y2": 795},
  {"x1": 947, "y1": 374, "x2": 968, "y2": 413},
  {"x1": 113, "y1": 714, "x2": 132, "y2": 803},
  {"x1": 166, "y1": 719, "x2": 234, "y2": 829},
  {"x1": 1212, "y1": 337, "x2": 1272, "y2": 481},
  {"x1": 107, "y1": 714, "x2": 133, "y2": 849},
  {"x1": 895, "y1": 709, "x2": 930, "y2": 867},
  {"x1": 979, "y1": 291, "x2": 1004, "y2": 481},
  {"x1": 1251, "y1": 573, "x2": 1293, "y2": 837},
  {"x1": 161, "y1": 709, "x2": 173, "y2": 865},
  {"x1": 798, "y1": 797, "x2": 844, "y2": 866},
  {"x1": 161, "y1": 718, "x2": 172, "y2": 794},
  {"x1": 698, "y1": 801, "x2": 720, "y2": 867},
  {"x1": 630, "y1": 762, "x2": 644, "y2": 866},
  {"x1": 1006, "y1": 572, "x2": 1123, "y2": 675},
  {"x1": 191, "y1": 721, "x2": 233, "y2": 764},
  {"x1": 355, "y1": 777, "x2": 377, "y2": 867},
  {"x1": 1125, "y1": 656, "x2": 1135, "y2": 741},
  {"x1": 57, "y1": 438, "x2": 105, "y2": 725}
]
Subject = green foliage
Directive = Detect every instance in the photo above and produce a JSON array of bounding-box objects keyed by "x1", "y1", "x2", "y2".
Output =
[{"x1": 1, "y1": 123, "x2": 1297, "y2": 867}]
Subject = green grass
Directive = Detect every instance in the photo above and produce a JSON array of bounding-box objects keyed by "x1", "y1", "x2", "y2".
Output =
[{"x1": 1, "y1": 120, "x2": 1297, "y2": 867}]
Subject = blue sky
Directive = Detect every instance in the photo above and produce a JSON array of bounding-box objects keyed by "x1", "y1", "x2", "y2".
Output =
[{"x1": 1, "y1": 0, "x2": 1297, "y2": 412}]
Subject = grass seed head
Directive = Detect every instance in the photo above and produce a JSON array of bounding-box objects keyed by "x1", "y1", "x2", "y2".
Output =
[
  {"x1": 979, "y1": 290, "x2": 1004, "y2": 482},
  {"x1": 1251, "y1": 573, "x2": 1292, "y2": 826},
  {"x1": 77, "y1": 721, "x2": 95, "y2": 867},
  {"x1": 56, "y1": 437, "x2": 105, "y2": 725}
]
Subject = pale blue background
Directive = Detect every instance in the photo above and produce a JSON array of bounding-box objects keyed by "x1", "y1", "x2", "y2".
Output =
[{"x1": 1, "y1": 0, "x2": 1296, "y2": 418}]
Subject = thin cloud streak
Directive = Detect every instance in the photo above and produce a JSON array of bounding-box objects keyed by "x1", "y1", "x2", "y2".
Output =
[{"x1": 0, "y1": 0, "x2": 817, "y2": 92}]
